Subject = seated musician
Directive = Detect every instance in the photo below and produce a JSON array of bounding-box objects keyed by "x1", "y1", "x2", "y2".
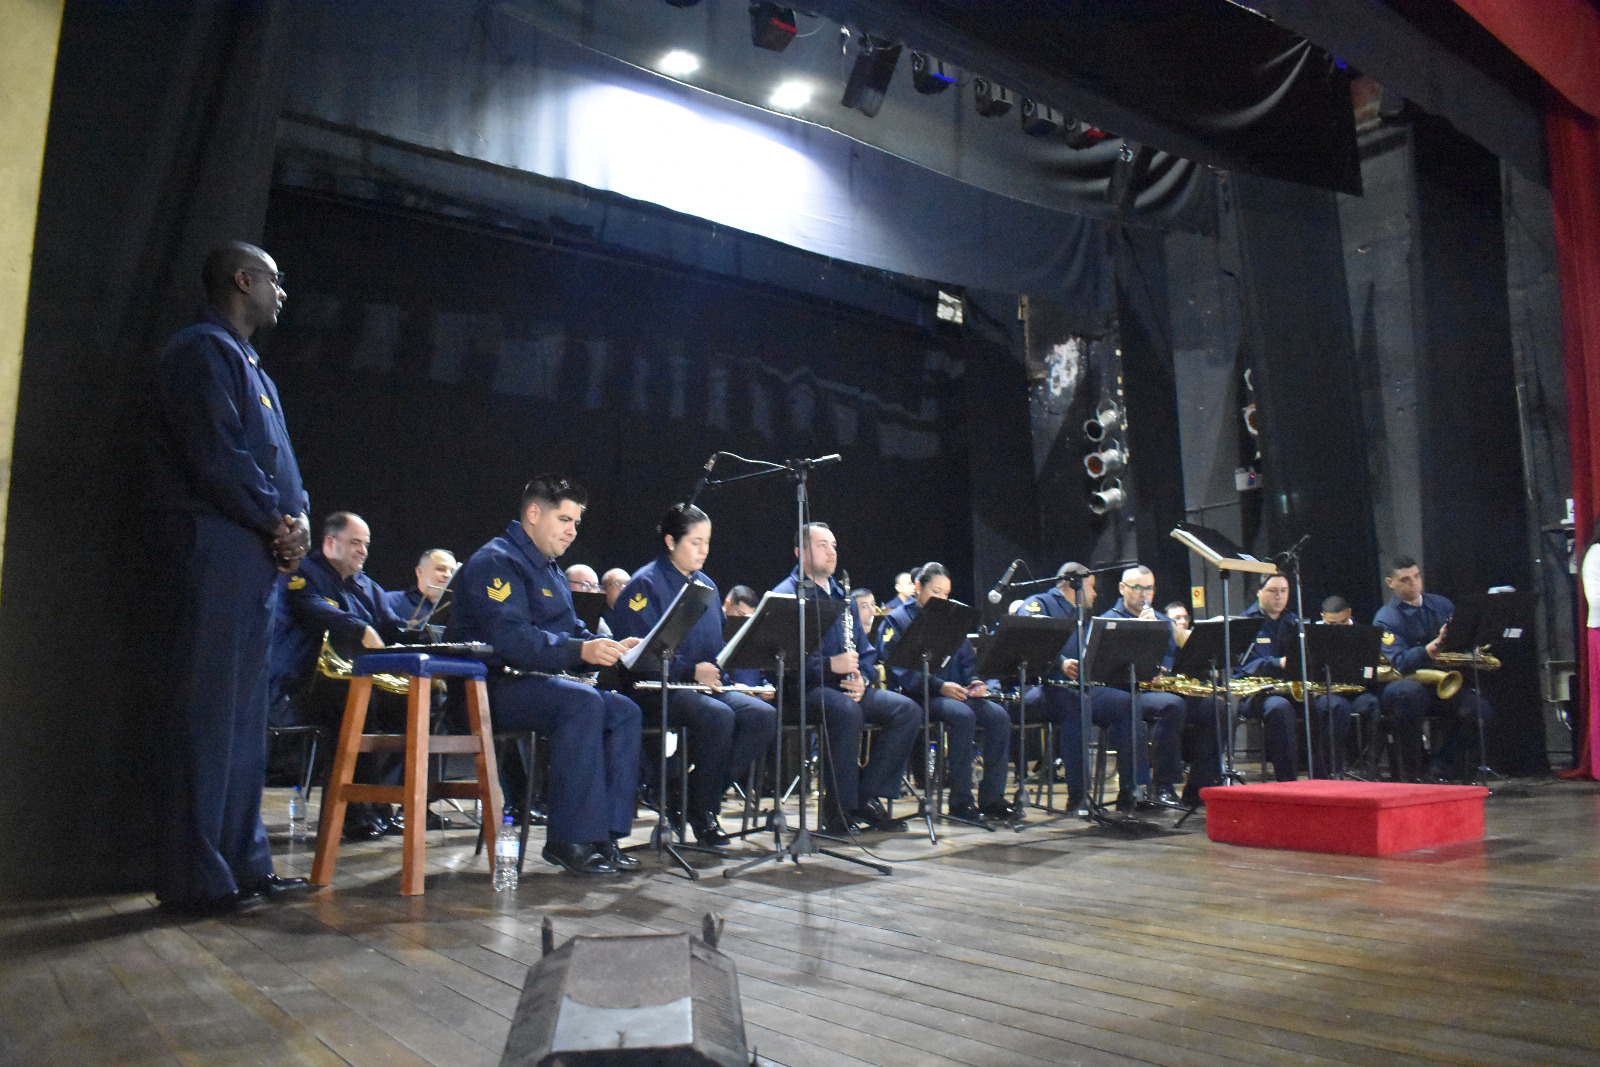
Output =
[
  {"x1": 382, "y1": 548, "x2": 457, "y2": 630},
  {"x1": 446, "y1": 475, "x2": 642, "y2": 876},
  {"x1": 1237, "y1": 574, "x2": 1317, "y2": 780},
  {"x1": 1014, "y1": 562, "x2": 1143, "y2": 813},
  {"x1": 610, "y1": 504, "x2": 778, "y2": 846},
  {"x1": 880, "y1": 563, "x2": 1017, "y2": 824},
  {"x1": 851, "y1": 586, "x2": 884, "y2": 656},
  {"x1": 1317, "y1": 594, "x2": 1380, "y2": 771},
  {"x1": 773, "y1": 523, "x2": 921, "y2": 834},
  {"x1": 884, "y1": 571, "x2": 916, "y2": 613},
  {"x1": 1164, "y1": 601, "x2": 1192, "y2": 638},
  {"x1": 268, "y1": 511, "x2": 409, "y2": 839},
  {"x1": 1374, "y1": 557, "x2": 1493, "y2": 781},
  {"x1": 1099, "y1": 567, "x2": 1189, "y2": 807}
]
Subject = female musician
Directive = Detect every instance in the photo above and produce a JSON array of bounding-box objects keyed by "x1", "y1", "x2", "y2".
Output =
[{"x1": 612, "y1": 504, "x2": 779, "y2": 845}]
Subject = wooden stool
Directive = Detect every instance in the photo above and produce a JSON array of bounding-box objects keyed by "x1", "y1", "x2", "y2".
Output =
[{"x1": 310, "y1": 653, "x2": 502, "y2": 895}]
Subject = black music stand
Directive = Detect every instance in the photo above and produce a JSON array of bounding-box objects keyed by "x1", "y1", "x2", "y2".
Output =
[
  {"x1": 1172, "y1": 618, "x2": 1265, "y2": 790},
  {"x1": 718, "y1": 594, "x2": 881, "y2": 878},
  {"x1": 1441, "y1": 592, "x2": 1529, "y2": 788},
  {"x1": 1284, "y1": 625, "x2": 1383, "y2": 779},
  {"x1": 619, "y1": 580, "x2": 719, "y2": 880},
  {"x1": 883, "y1": 597, "x2": 983, "y2": 842},
  {"x1": 1082, "y1": 617, "x2": 1171, "y2": 821},
  {"x1": 973, "y1": 616, "x2": 1077, "y2": 819}
]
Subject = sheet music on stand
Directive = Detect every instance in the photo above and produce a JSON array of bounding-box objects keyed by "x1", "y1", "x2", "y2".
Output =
[
  {"x1": 620, "y1": 581, "x2": 717, "y2": 673},
  {"x1": 1170, "y1": 522, "x2": 1279, "y2": 574}
]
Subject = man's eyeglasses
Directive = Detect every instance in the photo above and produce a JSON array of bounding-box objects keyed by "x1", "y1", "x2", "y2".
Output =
[
  {"x1": 1121, "y1": 583, "x2": 1155, "y2": 593},
  {"x1": 571, "y1": 581, "x2": 600, "y2": 592}
]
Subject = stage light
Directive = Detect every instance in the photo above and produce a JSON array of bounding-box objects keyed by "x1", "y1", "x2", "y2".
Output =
[
  {"x1": 769, "y1": 80, "x2": 812, "y2": 111},
  {"x1": 1090, "y1": 479, "x2": 1126, "y2": 515},
  {"x1": 1019, "y1": 98, "x2": 1061, "y2": 137},
  {"x1": 1084, "y1": 441, "x2": 1126, "y2": 479},
  {"x1": 910, "y1": 52, "x2": 956, "y2": 94},
  {"x1": 657, "y1": 50, "x2": 701, "y2": 77},
  {"x1": 749, "y1": 3, "x2": 797, "y2": 52},
  {"x1": 972, "y1": 78, "x2": 1013, "y2": 117},
  {"x1": 936, "y1": 290, "x2": 964, "y2": 324},
  {"x1": 1242, "y1": 402, "x2": 1259, "y2": 436},
  {"x1": 840, "y1": 36, "x2": 902, "y2": 117},
  {"x1": 1084, "y1": 400, "x2": 1121, "y2": 441}
]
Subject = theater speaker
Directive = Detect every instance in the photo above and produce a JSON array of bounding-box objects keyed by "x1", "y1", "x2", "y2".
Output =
[{"x1": 501, "y1": 916, "x2": 753, "y2": 1066}]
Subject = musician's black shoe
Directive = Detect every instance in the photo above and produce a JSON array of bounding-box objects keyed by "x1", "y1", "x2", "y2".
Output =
[
  {"x1": 818, "y1": 808, "x2": 860, "y2": 835},
  {"x1": 691, "y1": 814, "x2": 731, "y2": 847},
  {"x1": 856, "y1": 800, "x2": 908, "y2": 833},
  {"x1": 1114, "y1": 791, "x2": 1137, "y2": 814},
  {"x1": 945, "y1": 799, "x2": 987, "y2": 823},
  {"x1": 541, "y1": 842, "x2": 618, "y2": 876},
  {"x1": 1153, "y1": 788, "x2": 1184, "y2": 809},
  {"x1": 596, "y1": 840, "x2": 642, "y2": 871},
  {"x1": 239, "y1": 873, "x2": 312, "y2": 902},
  {"x1": 981, "y1": 799, "x2": 1026, "y2": 824},
  {"x1": 343, "y1": 804, "x2": 389, "y2": 841}
]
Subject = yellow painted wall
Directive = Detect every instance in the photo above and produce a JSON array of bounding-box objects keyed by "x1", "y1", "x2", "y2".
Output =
[{"x1": 0, "y1": 0, "x2": 64, "y2": 593}]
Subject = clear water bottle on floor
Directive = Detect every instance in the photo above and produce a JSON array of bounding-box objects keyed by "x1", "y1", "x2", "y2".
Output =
[
  {"x1": 492, "y1": 813, "x2": 519, "y2": 891},
  {"x1": 288, "y1": 786, "x2": 307, "y2": 843}
]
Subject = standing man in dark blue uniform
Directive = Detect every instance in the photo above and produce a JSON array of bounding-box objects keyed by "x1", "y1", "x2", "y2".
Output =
[
  {"x1": 880, "y1": 563, "x2": 1015, "y2": 823},
  {"x1": 611, "y1": 504, "x2": 778, "y2": 845},
  {"x1": 1099, "y1": 566, "x2": 1188, "y2": 806},
  {"x1": 447, "y1": 475, "x2": 642, "y2": 875},
  {"x1": 1375, "y1": 558, "x2": 1493, "y2": 780},
  {"x1": 773, "y1": 523, "x2": 921, "y2": 833},
  {"x1": 150, "y1": 242, "x2": 311, "y2": 915}
]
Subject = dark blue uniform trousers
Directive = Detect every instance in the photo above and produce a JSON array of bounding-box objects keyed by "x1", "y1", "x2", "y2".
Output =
[
  {"x1": 1023, "y1": 684, "x2": 1146, "y2": 800},
  {"x1": 156, "y1": 513, "x2": 276, "y2": 905},
  {"x1": 806, "y1": 686, "x2": 921, "y2": 814},
  {"x1": 488, "y1": 675, "x2": 640, "y2": 846},
  {"x1": 1239, "y1": 693, "x2": 1299, "y2": 780},
  {"x1": 921, "y1": 695, "x2": 1011, "y2": 807},
  {"x1": 652, "y1": 689, "x2": 777, "y2": 816},
  {"x1": 1379, "y1": 680, "x2": 1492, "y2": 780},
  {"x1": 1307, "y1": 693, "x2": 1361, "y2": 776}
]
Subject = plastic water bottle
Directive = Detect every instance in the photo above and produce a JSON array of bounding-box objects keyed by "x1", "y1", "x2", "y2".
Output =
[
  {"x1": 288, "y1": 786, "x2": 307, "y2": 843},
  {"x1": 493, "y1": 813, "x2": 520, "y2": 891}
]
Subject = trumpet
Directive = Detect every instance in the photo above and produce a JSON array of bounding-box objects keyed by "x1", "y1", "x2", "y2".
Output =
[
  {"x1": 1375, "y1": 665, "x2": 1463, "y2": 700},
  {"x1": 316, "y1": 633, "x2": 413, "y2": 696}
]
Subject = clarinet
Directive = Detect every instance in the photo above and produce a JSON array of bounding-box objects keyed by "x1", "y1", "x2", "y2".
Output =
[{"x1": 840, "y1": 570, "x2": 864, "y2": 701}]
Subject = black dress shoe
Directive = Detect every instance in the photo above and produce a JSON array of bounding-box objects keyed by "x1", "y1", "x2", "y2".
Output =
[
  {"x1": 243, "y1": 873, "x2": 312, "y2": 900},
  {"x1": 856, "y1": 800, "x2": 908, "y2": 833},
  {"x1": 597, "y1": 840, "x2": 641, "y2": 870},
  {"x1": 541, "y1": 841, "x2": 618, "y2": 876},
  {"x1": 981, "y1": 799, "x2": 1026, "y2": 824},
  {"x1": 690, "y1": 814, "x2": 731, "y2": 847},
  {"x1": 945, "y1": 800, "x2": 987, "y2": 823}
]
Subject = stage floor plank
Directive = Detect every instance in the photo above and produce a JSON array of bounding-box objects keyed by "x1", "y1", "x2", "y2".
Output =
[{"x1": 4, "y1": 779, "x2": 1599, "y2": 1067}]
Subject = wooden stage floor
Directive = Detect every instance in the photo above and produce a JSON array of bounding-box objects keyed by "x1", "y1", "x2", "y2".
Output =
[{"x1": 4, "y1": 777, "x2": 1599, "y2": 1066}]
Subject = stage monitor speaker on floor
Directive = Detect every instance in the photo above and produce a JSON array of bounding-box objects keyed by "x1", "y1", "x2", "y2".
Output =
[{"x1": 502, "y1": 916, "x2": 753, "y2": 1066}]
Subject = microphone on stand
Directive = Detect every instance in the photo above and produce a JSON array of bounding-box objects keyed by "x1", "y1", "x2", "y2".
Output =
[
  {"x1": 686, "y1": 452, "x2": 720, "y2": 508},
  {"x1": 988, "y1": 559, "x2": 1022, "y2": 604},
  {"x1": 1271, "y1": 534, "x2": 1311, "y2": 563}
]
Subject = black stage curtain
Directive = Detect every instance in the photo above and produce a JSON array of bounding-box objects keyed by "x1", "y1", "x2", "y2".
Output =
[{"x1": 260, "y1": 189, "x2": 984, "y2": 605}]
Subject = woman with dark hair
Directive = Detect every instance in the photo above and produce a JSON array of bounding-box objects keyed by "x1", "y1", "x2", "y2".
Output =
[{"x1": 612, "y1": 504, "x2": 779, "y2": 845}]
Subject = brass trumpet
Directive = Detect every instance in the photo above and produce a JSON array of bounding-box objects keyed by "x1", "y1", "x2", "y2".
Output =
[
  {"x1": 1375, "y1": 664, "x2": 1463, "y2": 700},
  {"x1": 316, "y1": 633, "x2": 413, "y2": 695}
]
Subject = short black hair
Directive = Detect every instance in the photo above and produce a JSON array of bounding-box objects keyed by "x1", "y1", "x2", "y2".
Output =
[
  {"x1": 658, "y1": 503, "x2": 710, "y2": 543},
  {"x1": 1390, "y1": 555, "x2": 1419, "y2": 576},
  {"x1": 416, "y1": 547, "x2": 454, "y2": 568},
  {"x1": 521, "y1": 474, "x2": 587, "y2": 514},
  {"x1": 726, "y1": 585, "x2": 760, "y2": 609},
  {"x1": 323, "y1": 511, "x2": 360, "y2": 539},
  {"x1": 914, "y1": 561, "x2": 949, "y2": 586},
  {"x1": 1321, "y1": 595, "x2": 1351, "y2": 614},
  {"x1": 1163, "y1": 601, "x2": 1189, "y2": 616},
  {"x1": 201, "y1": 241, "x2": 269, "y2": 303},
  {"x1": 850, "y1": 587, "x2": 875, "y2": 602}
]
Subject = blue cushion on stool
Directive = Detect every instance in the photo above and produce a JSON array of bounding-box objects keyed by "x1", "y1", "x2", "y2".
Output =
[{"x1": 352, "y1": 653, "x2": 488, "y2": 680}]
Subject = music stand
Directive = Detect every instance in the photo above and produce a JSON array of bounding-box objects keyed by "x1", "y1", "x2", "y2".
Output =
[
  {"x1": 1082, "y1": 617, "x2": 1171, "y2": 819},
  {"x1": 1284, "y1": 625, "x2": 1383, "y2": 778},
  {"x1": 883, "y1": 597, "x2": 983, "y2": 841},
  {"x1": 619, "y1": 580, "x2": 719, "y2": 880},
  {"x1": 1441, "y1": 592, "x2": 1529, "y2": 787},
  {"x1": 718, "y1": 594, "x2": 882, "y2": 878},
  {"x1": 1172, "y1": 617, "x2": 1264, "y2": 789},
  {"x1": 1171, "y1": 523, "x2": 1278, "y2": 788},
  {"x1": 973, "y1": 616, "x2": 1077, "y2": 817}
]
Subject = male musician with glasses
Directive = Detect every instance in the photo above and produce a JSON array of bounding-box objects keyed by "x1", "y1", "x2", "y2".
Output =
[
  {"x1": 150, "y1": 242, "x2": 310, "y2": 915},
  {"x1": 772, "y1": 523, "x2": 921, "y2": 834},
  {"x1": 1099, "y1": 566, "x2": 1189, "y2": 807},
  {"x1": 447, "y1": 476, "x2": 643, "y2": 875},
  {"x1": 1374, "y1": 557, "x2": 1494, "y2": 781}
]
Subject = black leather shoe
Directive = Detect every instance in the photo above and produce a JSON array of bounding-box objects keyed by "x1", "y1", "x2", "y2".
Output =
[
  {"x1": 945, "y1": 800, "x2": 987, "y2": 823},
  {"x1": 856, "y1": 800, "x2": 909, "y2": 833},
  {"x1": 1115, "y1": 791, "x2": 1136, "y2": 813},
  {"x1": 981, "y1": 799, "x2": 1026, "y2": 824},
  {"x1": 343, "y1": 811, "x2": 388, "y2": 841},
  {"x1": 691, "y1": 814, "x2": 731, "y2": 847},
  {"x1": 541, "y1": 841, "x2": 618, "y2": 876},
  {"x1": 243, "y1": 873, "x2": 312, "y2": 900},
  {"x1": 1153, "y1": 789, "x2": 1183, "y2": 809},
  {"x1": 596, "y1": 840, "x2": 642, "y2": 870}
]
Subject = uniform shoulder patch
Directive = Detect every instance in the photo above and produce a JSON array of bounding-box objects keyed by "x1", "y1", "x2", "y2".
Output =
[
  {"x1": 487, "y1": 577, "x2": 512, "y2": 602},
  {"x1": 1381, "y1": 630, "x2": 1397, "y2": 645},
  {"x1": 1025, "y1": 601, "x2": 1043, "y2": 613},
  {"x1": 287, "y1": 575, "x2": 305, "y2": 590},
  {"x1": 881, "y1": 625, "x2": 895, "y2": 644},
  {"x1": 628, "y1": 592, "x2": 648, "y2": 612}
]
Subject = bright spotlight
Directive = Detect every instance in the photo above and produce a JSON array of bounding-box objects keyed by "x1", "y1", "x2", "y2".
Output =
[
  {"x1": 658, "y1": 50, "x2": 701, "y2": 77},
  {"x1": 770, "y1": 80, "x2": 812, "y2": 111}
]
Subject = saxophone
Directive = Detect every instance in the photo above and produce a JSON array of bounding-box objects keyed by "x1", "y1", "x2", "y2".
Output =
[{"x1": 839, "y1": 570, "x2": 864, "y2": 702}]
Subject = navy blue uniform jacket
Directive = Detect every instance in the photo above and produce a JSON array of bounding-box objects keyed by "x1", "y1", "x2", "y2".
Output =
[
  {"x1": 1102, "y1": 599, "x2": 1180, "y2": 673},
  {"x1": 879, "y1": 599, "x2": 978, "y2": 694},
  {"x1": 152, "y1": 310, "x2": 307, "y2": 535},
  {"x1": 1374, "y1": 593, "x2": 1454, "y2": 675},
  {"x1": 270, "y1": 551, "x2": 406, "y2": 696},
  {"x1": 772, "y1": 567, "x2": 878, "y2": 689},
  {"x1": 447, "y1": 521, "x2": 598, "y2": 673},
  {"x1": 1240, "y1": 602, "x2": 1299, "y2": 677},
  {"x1": 610, "y1": 555, "x2": 726, "y2": 683},
  {"x1": 1014, "y1": 586, "x2": 1084, "y2": 681}
]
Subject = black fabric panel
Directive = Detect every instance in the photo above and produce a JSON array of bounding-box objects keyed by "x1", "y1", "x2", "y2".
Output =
[{"x1": 1229, "y1": 172, "x2": 1380, "y2": 618}]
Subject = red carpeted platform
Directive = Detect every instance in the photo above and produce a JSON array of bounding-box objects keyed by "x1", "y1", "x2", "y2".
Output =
[{"x1": 1200, "y1": 780, "x2": 1489, "y2": 856}]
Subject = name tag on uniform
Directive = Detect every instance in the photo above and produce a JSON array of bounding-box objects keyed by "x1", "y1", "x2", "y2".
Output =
[{"x1": 1256, "y1": 636, "x2": 1272, "y2": 644}]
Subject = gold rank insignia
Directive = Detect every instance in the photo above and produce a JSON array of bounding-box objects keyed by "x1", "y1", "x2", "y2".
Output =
[
  {"x1": 260, "y1": 393, "x2": 272, "y2": 408},
  {"x1": 322, "y1": 597, "x2": 338, "y2": 607},
  {"x1": 1381, "y1": 631, "x2": 1397, "y2": 645},
  {"x1": 287, "y1": 575, "x2": 305, "y2": 590},
  {"x1": 1025, "y1": 601, "x2": 1043, "y2": 613},
  {"x1": 882, "y1": 626, "x2": 895, "y2": 644},
  {"x1": 629, "y1": 593, "x2": 648, "y2": 612},
  {"x1": 487, "y1": 577, "x2": 512, "y2": 602},
  {"x1": 541, "y1": 587, "x2": 553, "y2": 597}
]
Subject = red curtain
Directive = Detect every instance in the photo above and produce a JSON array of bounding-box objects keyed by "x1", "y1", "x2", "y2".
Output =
[{"x1": 1453, "y1": 0, "x2": 1600, "y2": 776}]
